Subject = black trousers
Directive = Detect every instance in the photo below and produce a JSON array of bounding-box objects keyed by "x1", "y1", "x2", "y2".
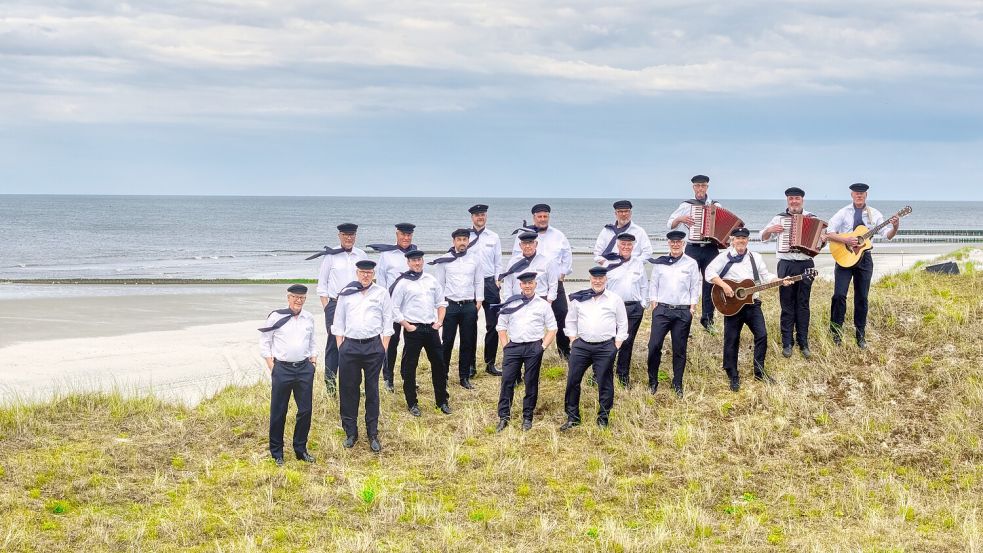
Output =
[
  {"x1": 777, "y1": 258, "x2": 815, "y2": 348},
  {"x1": 553, "y1": 281, "x2": 570, "y2": 357},
  {"x1": 401, "y1": 324, "x2": 449, "y2": 408},
  {"x1": 322, "y1": 299, "x2": 339, "y2": 380},
  {"x1": 442, "y1": 301, "x2": 479, "y2": 380},
  {"x1": 830, "y1": 251, "x2": 874, "y2": 342},
  {"x1": 646, "y1": 305, "x2": 692, "y2": 389},
  {"x1": 497, "y1": 341, "x2": 545, "y2": 421},
  {"x1": 564, "y1": 338, "x2": 617, "y2": 424},
  {"x1": 685, "y1": 243, "x2": 720, "y2": 327},
  {"x1": 269, "y1": 359, "x2": 315, "y2": 459},
  {"x1": 723, "y1": 302, "x2": 768, "y2": 379},
  {"x1": 383, "y1": 323, "x2": 401, "y2": 383},
  {"x1": 482, "y1": 277, "x2": 502, "y2": 365},
  {"x1": 339, "y1": 337, "x2": 385, "y2": 439},
  {"x1": 615, "y1": 302, "x2": 644, "y2": 382}
]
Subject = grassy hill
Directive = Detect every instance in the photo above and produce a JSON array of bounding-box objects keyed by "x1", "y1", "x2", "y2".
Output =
[{"x1": 1, "y1": 264, "x2": 981, "y2": 551}]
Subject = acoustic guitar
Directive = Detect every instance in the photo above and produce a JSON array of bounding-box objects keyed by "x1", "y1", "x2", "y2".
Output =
[
  {"x1": 711, "y1": 269, "x2": 818, "y2": 316},
  {"x1": 828, "y1": 206, "x2": 912, "y2": 268}
]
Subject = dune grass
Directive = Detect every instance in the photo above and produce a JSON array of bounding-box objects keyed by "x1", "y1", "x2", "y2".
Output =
[{"x1": 1, "y1": 266, "x2": 981, "y2": 551}]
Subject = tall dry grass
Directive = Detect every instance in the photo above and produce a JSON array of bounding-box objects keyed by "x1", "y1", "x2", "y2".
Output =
[{"x1": 0, "y1": 263, "x2": 980, "y2": 551}]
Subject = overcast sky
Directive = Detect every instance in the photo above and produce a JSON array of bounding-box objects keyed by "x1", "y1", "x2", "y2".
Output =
[{"x1": 1, "y1": 1, "x2": 981, "y2": 199}]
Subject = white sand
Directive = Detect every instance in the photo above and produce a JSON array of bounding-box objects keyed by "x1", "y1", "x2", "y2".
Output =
[{"x1": 0, "y1": 245, "x2": 973, "y2": 407}]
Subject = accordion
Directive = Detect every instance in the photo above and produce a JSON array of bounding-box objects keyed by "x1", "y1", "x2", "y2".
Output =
[
  {"x1": 688, "y1": 204, "x2": 744, "y2": 248},
  {"x1": 777, "y1": 214, "x2": 827, "y2": 257}
]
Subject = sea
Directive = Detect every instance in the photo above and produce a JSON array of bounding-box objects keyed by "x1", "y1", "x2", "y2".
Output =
[{"x1": 1, "y1": 195, "x2": 981, "y2": 284}]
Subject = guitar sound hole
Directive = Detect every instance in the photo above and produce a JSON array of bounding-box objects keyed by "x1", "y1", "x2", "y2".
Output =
[{"x1": 735, "y1": 289, "x2": 746, "y2": 300}]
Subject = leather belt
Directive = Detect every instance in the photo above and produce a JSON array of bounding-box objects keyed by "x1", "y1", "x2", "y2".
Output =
[
  {"x1": 349, "y1": 336, "x2": 379, "y2": 344},
  {"x1": 581, "y1": 338, "x2": 614, "y2": 345},
  {"x1": 624, "y1": 301, "x2": 641, "y2": 306},
  {"x1": 658, "y1": 303, "x2": 689, "y2": 310},
  {"x1": 275, "y1": 359, "x2": 310, "y2": 368},
  {"x1": 446, "y1": 298, "x2": 475, "y2": 305}
]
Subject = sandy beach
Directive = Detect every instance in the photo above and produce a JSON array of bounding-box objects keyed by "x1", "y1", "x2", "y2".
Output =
[{"x1": 0, "y1": 244, "x2": 972, "y2": 406}]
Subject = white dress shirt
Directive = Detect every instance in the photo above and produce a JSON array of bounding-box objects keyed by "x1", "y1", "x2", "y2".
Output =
[
  {"x1": 759, "y1": 210, "x2": 820, "y2": 261},
  {"x1": 431, "y1": 252, "x2": 483, "y2": 301},
  {"x1": 259, "y1": 310, "x2": 317, "y2": 362},
  {"x1": 469, "y1": 227, "x2": 502, "y2": 279},
  {"x1": 375, "y1": 249, "x2": 411, "y2": 291},
  {"x1": 705, "y1": 248, "x2": 778, "y2": 301},
  {"x1": 565, "y1": 290, "x2": 629, "y2": 342},
  {"x1": 827, "y1": 204, "x2": 892, "y2": 238},
  {"x1": 511, "y1": 227, "x2": 573, "y2": 276},
  {"x1": 500, "y1": 253, "x2": 560, "y2": 301},
  {"x1": 316, "y1": 247, "x2": 368, "y2": 298},
  {"x1": 496, "y1": 296, "x2": 558, "y2": 343},
  {"x1": 331, "y1": 284, "x2": 396, "y2": 339},
  {"x1": 604, "y1": 257, "x2": 649, "y2": 303},
  {"x1": 666, "y1": 197, "x2": 720, "y2": 243},
  {"x1": 593, "y1": 222, "x2": 653, "y2": 263},
  {"x1": 391, "y1": 274, "x2": 446, "y2": 324},
  {"x1": 648, "y1": 255, "x2": 702, "y2": 306}
]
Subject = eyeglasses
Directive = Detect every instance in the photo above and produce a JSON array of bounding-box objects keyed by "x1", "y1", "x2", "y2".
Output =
[
  {"x1": 287, "y1": 294, "x2": 307, "y2": 300},
  {"x1": 667, "y1": 239, "x2": 684, "y2": 244}
]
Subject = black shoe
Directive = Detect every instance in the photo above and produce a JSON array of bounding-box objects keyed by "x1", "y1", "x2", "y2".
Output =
[
  {"x1": 496, "y1": 418, "x2": 509, "y2": 432},
  {"x1": 521, "y1": 419, "x2": 533, "y2": 431},
  {"x1": 486, "y1": 364, "x2": 502, "y2": 376},
  {"x1": 857, "y1": 339, "x2": 868, "y2": 350},
  {"x1": 801, "y1": 347, "x2": 812, "y2": 359},
  {"x1": 384, "y1": 379, "x2": 394, "y2": 393},
  {"x1": 272, "y1": 456, "x2": 285, "y2": 467},
  {"x1": 296, "y1": 451, "x2": 316, "y2": 463},
  {"x1": 832, "y1": 334, "x2": 843, "y2": 346},
  {"x1": 408, "y1": 404, "x2": 421, "y2": 417},
  {"x1": 729, "y1": 377, "x2": 741, "y2": 392},
  {"x1": 754, "y1": 371, "x2": 776, "y2": 384},
  {"x1": 469, "y1": 365, "x2": 477, "y2": 378},
  {"x1": 648, "y1": 384, "x2": 658, "y2": 395},
  {"x1": 460, "y1": 378, "x2": 474, "y2": 390},
  {"x1": 558, "y1": 420, "x2": 580, "y2": 432},
  {"x1": 324, "y1": 379, "x2": 337, "y2": 396},
  {"x1": 782, "y1": 346, "x2": 793, "y2": 358},
  {"x1": 343, "y1": 435, "x2": 357, "y2": 449},
  {"x1": 369, "y1": 437, "x2": 382, "y2": 453},
  {"x1": 673, "y1": 384, "x2": 684, "y2": 398},
  {"x1": 438, "y1": 403, "x2": 452, "y2": 415}
]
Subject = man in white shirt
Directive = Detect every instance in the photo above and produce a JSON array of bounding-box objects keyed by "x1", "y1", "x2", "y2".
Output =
[
  {"x1": 666, "y1": 175, "x2": 723, "y2": 332},
  {"x1": 467, "y1": 204, "x2": 505, "y2": 376},
  {"x1": 391, "y1": 249, "x2": 451, "y2": 417},
  {"x1": 430, "y1": 228, "x2": 484, "y2": 389},
  {"x1": 759, "y1": 187, "x2": 822, "y2": 358},
  {"x1": 500, "y1": 232, "x2": 560, "y2": 306},
  {"x1": 594, "y1": 200, "x2": 653, "y2": 264},
  {"x1": 825, "y1": 183, "x2": 900, "y2": 348},
  {"x1": 600, "y1": 233, "x2": 649, "y2": 388},
  {"x1": 309, "y1": 222, "x2": 367, "y2": 394},
  {"x1": 560, "y1": 266, "x2": 629, "y2": 431},
  {"x1": 511, "y1": 204, "x2": 573, "y2": 359},
  {"x1": 706, "y1": 227, "x2": 792, "y2": 391},
  {"x1": 494, "y1": 271, "x2": 558, "y2": 432},
  {"x1": 259, "y1": 284, "x2": 318, "y2": 467},
  {"x1": 367, "y1": 223, "x2": 416, "y2": 391},
  {"x1": 646, "y1": 230, "x2": 703, "y2": 397},
  {"x1": 332, "y1": 260, "x2": 395, "y2": 453}
]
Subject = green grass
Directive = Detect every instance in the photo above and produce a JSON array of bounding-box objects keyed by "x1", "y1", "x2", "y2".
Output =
[{"x1": 0, "y1": 266, "x2": 981, "y2": 551}]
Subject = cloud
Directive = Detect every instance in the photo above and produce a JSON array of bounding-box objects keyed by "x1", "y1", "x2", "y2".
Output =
[{"x1": 0, "y1": 0, "x2": 980, "y2": 124}]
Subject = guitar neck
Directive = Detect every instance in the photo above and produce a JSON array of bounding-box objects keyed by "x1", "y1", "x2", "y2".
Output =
[
  {"x1": 862, "y1": 209, "x2": 907, "y2": 240},
  {"x1": 745, "y1": 275, "x2": 803, "y2": 294}
]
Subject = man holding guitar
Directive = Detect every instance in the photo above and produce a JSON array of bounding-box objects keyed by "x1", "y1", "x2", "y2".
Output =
[
  {"x1": 825, "y1": 183, "x2": 901, "y2": 349},
  {"x1": 706, "y1": 227, "x2": 793, "y2": 391},
  {"x1": 759, "y1": 187, "x2": 822, "y2": 359}
]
